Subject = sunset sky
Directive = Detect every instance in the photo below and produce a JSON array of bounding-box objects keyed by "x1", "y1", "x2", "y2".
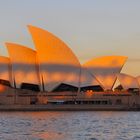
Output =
[{"x1": 0, "y1": 0, "x2": 140, "y2": 76}]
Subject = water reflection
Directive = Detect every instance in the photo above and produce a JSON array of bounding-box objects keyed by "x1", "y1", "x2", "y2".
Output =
[{"x1": 0, "y1": 111, "x2": 140, "y2": 140}]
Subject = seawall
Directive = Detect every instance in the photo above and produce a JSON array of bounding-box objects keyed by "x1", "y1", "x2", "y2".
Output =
[{"x1": 0, "y1": 104, "x2": 139, "y2": 111}]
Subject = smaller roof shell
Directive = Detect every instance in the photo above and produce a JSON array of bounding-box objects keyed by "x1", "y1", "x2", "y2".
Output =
[
  {"x1": 117, "y1": 73, "x2": 139, "y2": 89},
  {"x1": 6, "y1": 43, "x2": 41, "y2": 89}
]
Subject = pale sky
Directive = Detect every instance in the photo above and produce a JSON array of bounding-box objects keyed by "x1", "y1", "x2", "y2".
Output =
[{"x1": 0, "y1": 0, "x2": 140, "y2": 76}]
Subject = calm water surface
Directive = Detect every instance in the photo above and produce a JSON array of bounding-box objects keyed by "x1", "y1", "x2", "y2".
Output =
[{"x1": 0, "y1": 111, "x2": 140, "y2": 140}]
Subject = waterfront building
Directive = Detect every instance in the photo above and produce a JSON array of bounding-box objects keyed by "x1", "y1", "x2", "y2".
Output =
[
  {"x1": 0, "y1": 25, "x2": 129, "y2": 93},
  {"x1": 0, "y1": 25, "x2": 139, "y2": 109}
]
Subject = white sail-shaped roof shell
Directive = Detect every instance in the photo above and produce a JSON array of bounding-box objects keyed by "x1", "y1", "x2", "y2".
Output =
[
  {"x1": 80, "y1": 67, "x2": 101, "y2": 88},
  {"x1": 6, "y1": 43, "x2": 41, "y2": 89},
  {"x1": 83, "y1": 56, "x2": 127, "y2": 90},
  {"x1": 117, "y1": 73, "x2": 139, "y2": 89},
  {"x1": 0, "y1": 56, "x2": 12, "y2": 85},
  {"x1": 28, "y1": 25, "x2": 81, "y2": 92}
]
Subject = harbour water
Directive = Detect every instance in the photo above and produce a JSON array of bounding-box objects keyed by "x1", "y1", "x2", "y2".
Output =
[{"x1": 0, "y1": 111, "x2": 140, "y2": 140}]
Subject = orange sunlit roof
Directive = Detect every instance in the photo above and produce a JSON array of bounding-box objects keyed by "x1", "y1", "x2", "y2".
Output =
[
  {"x1": 6, "y1": 42, "x2": 41, "y2": 88},
  {"x1": 83, "y1": 56, "x2": 127, "y2": 90},
  {"x1": 28, "y1": 25, "x2": 81, "y2": 91}
]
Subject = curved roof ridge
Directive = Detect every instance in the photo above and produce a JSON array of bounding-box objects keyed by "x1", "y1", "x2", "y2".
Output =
[
  {"x1": 27, "y1": 25, "x2": 80, "y2": 65},
  {"x1": 5, "y1": 42, "x2": 36, "y2": 53},
  {"x1": 83, "y1": 55, "x2": 127, "y2": 66},
  {"x1": 28, "y1": 25, "x2": 69, "y2": 47}
]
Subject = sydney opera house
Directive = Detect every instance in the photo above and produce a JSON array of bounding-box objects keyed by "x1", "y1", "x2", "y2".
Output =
[{"x1": 0, "y1": 25, "x2": 140, "y2": 110}]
